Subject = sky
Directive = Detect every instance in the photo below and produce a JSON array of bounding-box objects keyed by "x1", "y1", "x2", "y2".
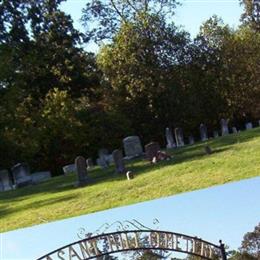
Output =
[
  {"x1": 1, "y1": 177, "x2": 260, "y2": 259},
  {"x1": 60, "y1": 0, "x2": 244, "y2": 52}
]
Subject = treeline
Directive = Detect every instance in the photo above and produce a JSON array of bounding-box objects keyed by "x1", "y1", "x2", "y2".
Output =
[{"x1": 0, "y1": 0, "x2": 259, "y2": 174}]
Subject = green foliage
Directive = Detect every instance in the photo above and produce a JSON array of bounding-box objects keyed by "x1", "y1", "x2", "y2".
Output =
[
  {"x1": 240, "y1": 0, "x2": 260, "y2": 32},
  {"x1": 82, "y1": 0, "x2": 178, "y2": 42},
  {"x1": 0, "y1": 0, "x2": 259, "y2": 175},
  {"x1": 240, "y1": 223, "x2": 260, "y2": 259},
  {"x1": 97, "y1": 13, "x2": 190, "y2": 142}
]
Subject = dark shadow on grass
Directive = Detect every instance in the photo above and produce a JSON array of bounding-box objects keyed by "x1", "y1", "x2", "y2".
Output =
[
  {"x1": 124, "y1": 147, "x2": 230, "y2": 178},
  {"x1": 0, "y1": 194, "x2": 77, "y2": 218}
]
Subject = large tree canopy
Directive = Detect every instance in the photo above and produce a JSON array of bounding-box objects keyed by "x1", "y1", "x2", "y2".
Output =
[
  {"x1": 81, "y1": 0, "x2": 178, "y2": 42},
  {"x1": 0, "y1": 0, "x2": 100, "y2": 98}
]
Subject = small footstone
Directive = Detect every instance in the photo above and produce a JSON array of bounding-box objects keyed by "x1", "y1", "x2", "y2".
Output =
[
  {"x1": 204, "y1": 145, "x2": 212, "y2": 155},
  {"x1": 126, "y1": 171, "x2": 134, "y2": 180}
]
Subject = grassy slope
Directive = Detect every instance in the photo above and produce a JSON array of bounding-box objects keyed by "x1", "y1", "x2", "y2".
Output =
[{"x1": 1, "y1": 128, "x2": 260, "y2": 232}]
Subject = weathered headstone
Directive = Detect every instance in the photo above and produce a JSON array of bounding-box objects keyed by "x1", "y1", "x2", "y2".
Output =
[
  {"x1": 165, "y1": 127, "x2": 176, "y2": 149},
  {"x1": 232, "y1": 127, "x2": 238, "y2": 134},
  {"x1": 145, "y1": 142, "x2": 160, "y2": 162},
  {"x1": 245, "y1": 122, "x2": 253, "y2": 130},
  {"x1": 0, "y1": 170, "x2": 13, "y2": 191},
  {"x1": 220, "y1": 119, "x2": 229, "y2": 136},
  {"x1": 11, "y1": 163, "x2": 32, "y2": 188},
  {"x1": 106, "y1": 154, "x2": 114, "y2": 165},
  {"x1": 213, "y1": 130, "x2": 219, "y2": 138},
  {"x1": 126, "y1": 171, "x2": 134, "y2": 180},
  {"x1": 97, "y1": 149, "x2": 110, "y2": 169},
  {"x1": 188, "y1": 136, "x2": 195, "y2": 145},
  {"x1": 31, "y1": 171, "x2": 51, "y2": 184},
  {"x1": 86, "y1": 158, "x2": 94, "y2": 169},
  {"x1": 75, "y1": 156, "x2": 89, "y2": 187},
  {"x1": 200, "y1": 124, "x2": 208, "y2": 141},
  {"x1": 174, "y1": 128, "x2": 184, "y2": 147},
  {"x1": 123, "y1": 136, "x2": 143, "y2": 158},
  {"x1": 63, "y1": 164, "x2": 75, "y2": 175},
  {"x1": 96, "y1": 158, "x2": 107, "y2": 169},
  {"x1": 258, "y1": 120, "x2": 260, "y2": 126},
  {"x1": 112, "y1": 149, "x2": 126, "y2": 174}
]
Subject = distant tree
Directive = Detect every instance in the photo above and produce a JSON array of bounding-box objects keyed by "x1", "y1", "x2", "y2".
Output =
[
  {"x1": 134, "y1": 250, "x2": 166, "y2": 259},
  {"x1": 240, "y1": 0, "x2": 260, "y2": 32},
  {"x1": 240, "y1": 223, "x2": 260, "y2": 259},
  {"x1": 227, "y1": 223, "x2": 260, "y2": 260}
]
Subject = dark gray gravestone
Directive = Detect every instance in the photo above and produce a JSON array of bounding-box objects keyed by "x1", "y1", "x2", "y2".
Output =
[
  {"x1": 220, "y1": 119, "x2": 229, "y2": 136},
  {"x1": 75, "y1": 156, "x2": 89, "y2": 187},
  {"x1": 245, "y1": 122, "x2": 253, "y2": 130},
  {"x1": 258, "y1": 120, "x2": 260, "y2": 126},
  {"x1": 165, "y1": 127, "x2": 176, "y2": 149},
  {"x1": 213, "y1": 130, "x2": 219, "y2": 138},
  {"x1": 123, "y1": 136, "x2": 143, "y2": 158},
  {"x1": 188, "y1": 136, "x2": 195, "y2": 145},
  {"x1": 232, "y1": 127, "x2": 238, "y2": 134},
  {"x1": 11, "y1": 163, "x2": 32, "y2": 188},
  {"x1": 200, "y1": 124, "x2": 208, "y2": 141},
  {"x1": 145, "y1": 142, "x2": 160, "y2": 162},
  {"x1": 174, "y1": 128, "x2": 184, "y2": 147},
  {"x1": 31, "y1": 171, "x2": 51, "y2": 184},
  {"x1": 112, "y1": 149, "x2": 126, "y2": 174},
  {"x1": 0, "y1": 170, "x2": 13, "y2": 191}
]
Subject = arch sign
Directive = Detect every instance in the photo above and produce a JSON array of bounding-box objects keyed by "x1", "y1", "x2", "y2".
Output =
[{"x1": 37, "y1": 230, "x2": 227, "y2": 260}]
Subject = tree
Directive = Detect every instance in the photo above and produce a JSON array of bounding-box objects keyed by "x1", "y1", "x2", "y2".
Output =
[
  {"x1": 82, "y1": 0, "x2": 178, "y2": 42},
  {"x1": 97, "y1": 12, "x2": 190, "y2": 142},
  {"x1": 240, "y1": 0, "x2": 260, "y2": 32},
  {"x1": 240, "y1": 223, "x2": 260, "y2": 259},
  {"x1": 227, "y1": 223, "x2": 260, "y2": 260},
  {"x1": 0, "y1": 0, "x2": 100, "y2": 99},
  {"x1": 134, "y1": 250, "x2": 166, "y2": 259}
]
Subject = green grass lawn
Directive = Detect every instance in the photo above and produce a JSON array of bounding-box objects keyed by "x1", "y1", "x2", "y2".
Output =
[{"x1": 1, "y1": 128, "x2": 260, "y2": 232}]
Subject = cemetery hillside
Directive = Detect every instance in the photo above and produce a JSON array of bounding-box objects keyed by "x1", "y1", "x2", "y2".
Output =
[
  {"x1": 0, "y1": 127, "x2": 260, "y2": 232},
  {"x1": 0, "y1": 0, "x2": 260, "y2": 232}
]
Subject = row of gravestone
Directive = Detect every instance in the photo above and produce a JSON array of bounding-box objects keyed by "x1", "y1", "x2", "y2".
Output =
[
  {"x1": 74, "y1": 152, "x2": 136, "y2": 187},
  {"x1": 64, "y1": 118, "x2": 260, "y2": 180},
  {"x1": 3, "y1": 119, "x2": 258, "y2": 191},
  {"x1": 62, "y1": 136, "x2": 145, "y2": 175},
  {"x1": 72, "y1": 140, "x2": 172, "y2": 186},
  {"x1": 0, "y1": 163, "x2": 51, "y2": 192},
  {"x1": 165, "y1": 119, "x2": 260, "y2": 148}
]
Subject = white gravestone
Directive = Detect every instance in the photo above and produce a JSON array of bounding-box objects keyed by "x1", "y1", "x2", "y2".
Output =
[
  {"x1": 0, "y1": 170, "x2": 13, "y2": 191},
  {"x1": 245, "y1": 122, "x2": 253, "y2": 130},
  {"x1": 11, "y1": 163, "x2": 32, "y2": 188},
  {"x1": 123, "y1": 136, "x2": 143, "y2": 158},
  {"x1": 200, "y1": 124, "x2": 208, "y2": 141},
  {"x1": 220, "y1": 119, "x2": 229, "y2": 136},
  {"x1": 174, "y1": 128, "x2": 184, "y2": 147},
  {"x1": 165, "y1": 127, "x2": 176, "y2": 149}
]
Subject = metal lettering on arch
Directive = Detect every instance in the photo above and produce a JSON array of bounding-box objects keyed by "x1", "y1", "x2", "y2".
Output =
[{"x1": 37, "y1": 230, "x2": 227, "y2": 260}]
